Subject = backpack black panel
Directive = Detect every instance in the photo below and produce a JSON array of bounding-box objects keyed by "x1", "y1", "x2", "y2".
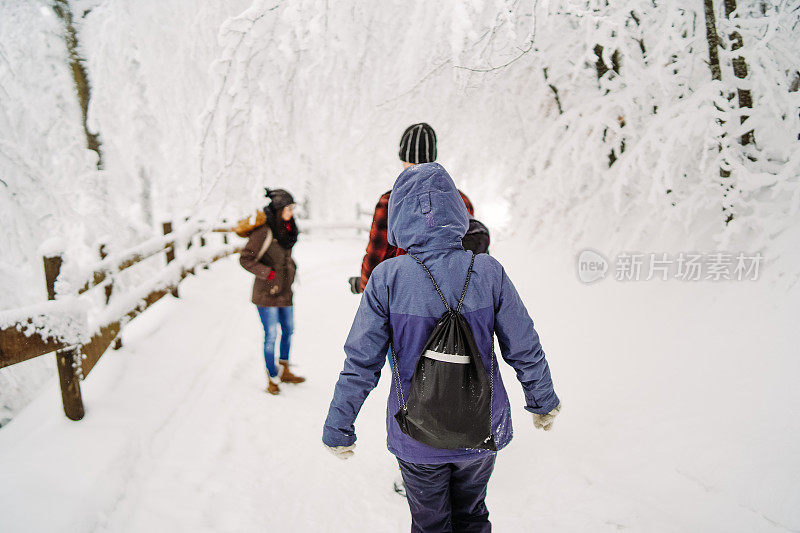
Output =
[{"x1": 392, "y1": 253, "x2": 497, "y2": 451}]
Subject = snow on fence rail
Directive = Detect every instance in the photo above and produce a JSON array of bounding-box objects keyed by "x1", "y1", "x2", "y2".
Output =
[
  {"x1": 75, "y1": 222, "x2": 201, "y2": 295},
  {"x1": 0, "y1": 219, "x2": 242, "y2": 421}
]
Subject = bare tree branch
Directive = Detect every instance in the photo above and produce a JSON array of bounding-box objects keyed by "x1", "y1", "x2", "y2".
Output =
[
  {"x1": 52, "y1": 0, "x2": 103, "y2": 170},
  {"x1": 453, "y1": 40, "x2": 536, "y2": 73},
  {"x1": 455, "y1": 1, "x2": 538, "y2": 73},
  {"x1": 723, "y1": 0, "x2": 754, "y2": 145},
  {"x1": 376, "y1": 60, "x2": 452, "y2": 107},
  {"x1": 542, "y1": 67, "x2": 563, "y2": 115},
  {"x1": 198, "y1": 4, "x2": 278, "y2": 197},
  {"x1": 454, "y1": 0, "x2": 538, "y2": 73},
  {"x1": 703, "y1": 0, "x2": 723, "y2": 81}
]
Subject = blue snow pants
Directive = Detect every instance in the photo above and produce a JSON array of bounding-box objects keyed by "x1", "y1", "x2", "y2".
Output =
[
  {"x1": 398, "y1": 454, "x2": 496, "y2": 533},
  {"x1": 256, "y1": 306, "x2": 294, "y2": 378}
]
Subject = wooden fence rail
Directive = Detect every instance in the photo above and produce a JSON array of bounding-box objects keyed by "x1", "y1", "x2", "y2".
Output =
[
  {"x1": 0, "y1": 328, "x2": 65, "y2": 369},
  {"x1": 0, "y1": 220, "x2": 240, "y2": 421},
  {"x1": 77, "y1": 242, "x2": 173, "y2": 295}
]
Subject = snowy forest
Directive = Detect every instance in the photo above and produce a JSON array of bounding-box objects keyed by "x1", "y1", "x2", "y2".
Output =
[{"x1": 1, "y1": 0, "x2": 799, "y2": 531}]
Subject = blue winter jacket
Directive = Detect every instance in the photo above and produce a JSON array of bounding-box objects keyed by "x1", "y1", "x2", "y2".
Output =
[{"x1": 322, "y1": 162, "x2": 559, "y2": 464}]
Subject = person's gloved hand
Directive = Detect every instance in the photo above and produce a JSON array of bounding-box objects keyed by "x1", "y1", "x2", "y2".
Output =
[
  {"x1": 348, "y1": 276, "x2": 362, "y2": 294},
  {"x1": 267, "y1": 270, "x2": 280, "y2": 295},
  {"x1": 324, "y1": 443, "x2": 356, "y2": 459},
  {"x1": 532, "y1": 401, "x2": 561, "y2": 431}
]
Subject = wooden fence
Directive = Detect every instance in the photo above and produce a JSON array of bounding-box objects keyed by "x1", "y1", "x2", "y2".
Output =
[{"x1": 0, "y1": 220, "x2": 239, "y2": 421}]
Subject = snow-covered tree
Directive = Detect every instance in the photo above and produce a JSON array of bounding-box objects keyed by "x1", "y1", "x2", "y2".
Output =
[{"x1": 1, "y1": 0, "x2": 798, "y2": 304}]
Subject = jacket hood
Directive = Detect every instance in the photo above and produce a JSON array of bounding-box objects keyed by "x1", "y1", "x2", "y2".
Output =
[{"x1": 388, "y1": 163, "x2": 468, "y2": 252}]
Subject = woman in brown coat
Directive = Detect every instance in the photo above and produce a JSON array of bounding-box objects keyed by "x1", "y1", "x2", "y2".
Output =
[{"x1": 239, "y1": 188, "x2": 305, "y2": 395}]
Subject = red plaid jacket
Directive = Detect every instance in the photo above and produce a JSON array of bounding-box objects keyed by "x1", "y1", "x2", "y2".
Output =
[{"x1": 359, "y1": 189, "x2": 474, "y2": 292}]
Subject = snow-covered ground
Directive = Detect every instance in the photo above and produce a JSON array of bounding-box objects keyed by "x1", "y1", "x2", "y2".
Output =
[
  {"x1": 1, "y1": 1, "x2": 798, "y2": 530},
  {"x1": 0, "y1": 234, "x2": 797, "y2": 532}
]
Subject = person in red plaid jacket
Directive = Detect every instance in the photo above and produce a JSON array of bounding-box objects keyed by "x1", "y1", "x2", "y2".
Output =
[{"x1": 349, "y1": 123, "x2": 474, "y2": 294}]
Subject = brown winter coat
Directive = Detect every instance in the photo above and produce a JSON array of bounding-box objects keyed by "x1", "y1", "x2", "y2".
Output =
[{"x1": 239, "y1": 224, "x2": 296, "y2": 307}]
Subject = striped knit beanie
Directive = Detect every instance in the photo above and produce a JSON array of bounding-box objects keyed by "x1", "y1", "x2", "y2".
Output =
[{"x1": 398, "y1": 123, "x2": 437, "y2": 164}]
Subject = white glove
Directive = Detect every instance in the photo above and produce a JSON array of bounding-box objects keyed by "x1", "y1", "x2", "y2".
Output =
[
  {"x1": 532, "y1": 402, "x2": 561, "y2": 431},
  {"x1": 325, "y1": 443, "x2": 356, "y2": 460}
]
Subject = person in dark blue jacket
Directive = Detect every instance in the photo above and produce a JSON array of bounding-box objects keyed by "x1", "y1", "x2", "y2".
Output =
[{"x1": 322, "y1": 162, "x2": 561, "y2": 532}]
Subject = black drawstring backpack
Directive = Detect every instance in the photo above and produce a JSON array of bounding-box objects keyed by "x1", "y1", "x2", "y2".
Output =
[{"x1": 391, "y1": 252, "x2": 497, "y2": 451}]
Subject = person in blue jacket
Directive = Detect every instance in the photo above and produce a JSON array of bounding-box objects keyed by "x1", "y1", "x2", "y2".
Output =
[{"x1": 322, "y1": 162, "x2": 561, "y2": 532}]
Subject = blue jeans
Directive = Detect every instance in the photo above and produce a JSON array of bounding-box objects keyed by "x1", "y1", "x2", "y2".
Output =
[
  {"x1": 256, "y1": 306, "x2": 294, "y2": 378},
  {"x1": 398, "y1": 455, "x2": 496, "y2": 533}
]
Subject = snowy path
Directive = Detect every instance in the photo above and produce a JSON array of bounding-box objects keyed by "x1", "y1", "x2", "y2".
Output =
[{"x1": 1, "y1": 235, "x2": 798, "y2": 532}]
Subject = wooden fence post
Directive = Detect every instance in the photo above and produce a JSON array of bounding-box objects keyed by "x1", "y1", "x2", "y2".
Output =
[
  {"x1": 162, "y1": 221, "x2": 179, "y2": 298},
  {"x1": 200, "y1": 232, "x2": 209, "y2": 270},
  {"x1": 99, "y1": 244, "x2": 122, "y2": 350},
  {"x1": 99, "y1": 244, "x2": 113, "y2": 303},
  {"x1": 184, "y1": 217, "x2": 195, "y2": 275},
  {"x1": 184, "y1": 217, "x2": 193, "y2": 250},
  {"x1": 44, "y1": 255, "x2": 84, "y2": 421}
]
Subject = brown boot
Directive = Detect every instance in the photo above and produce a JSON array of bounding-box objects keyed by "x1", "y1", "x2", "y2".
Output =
[
  {"x1": 279, "y1": 361, "x2": 306, "y2": 384},
  {"x1": 266, "y1": 378, "x2": 280, "y2": 395}
]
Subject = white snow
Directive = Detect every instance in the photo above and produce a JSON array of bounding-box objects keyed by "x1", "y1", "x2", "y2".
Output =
[
  {"x1": 1, "y1": 0, "x2": 798, "y2": 530},
  {"x1": 1, "y1": 235, "x2": 798, "y2": 532},
  {"x1": 0, "y1": 299, "x2": 88, "y2": 344}
]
